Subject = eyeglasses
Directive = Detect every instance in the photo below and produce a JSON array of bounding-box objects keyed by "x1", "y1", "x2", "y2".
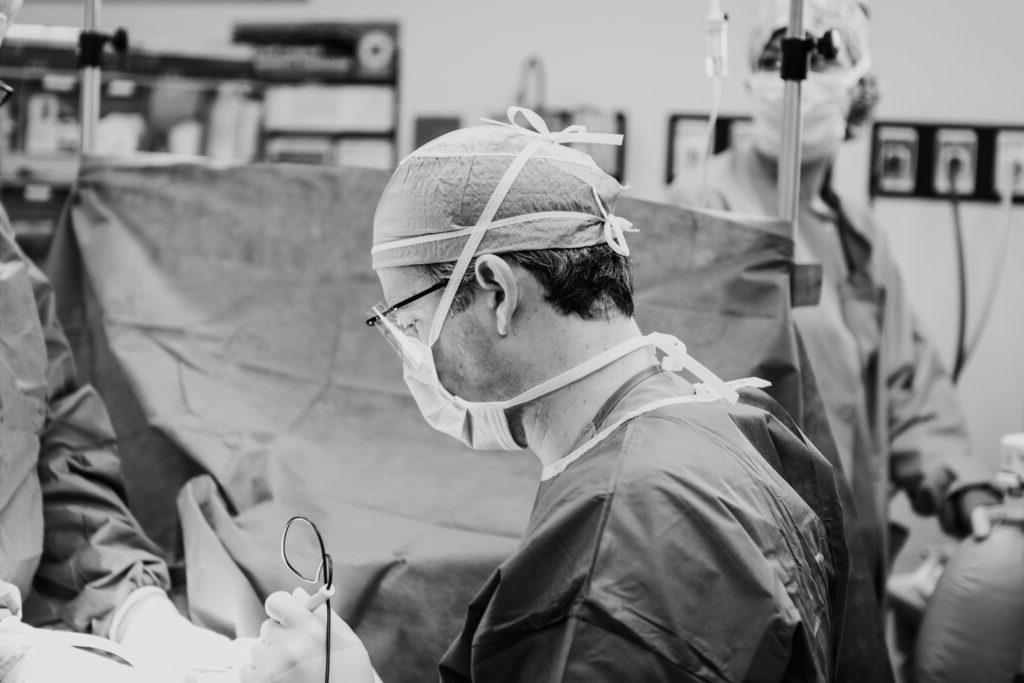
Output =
[
  {"x1": 0, "y1": 80, "x2": 14, "y2": 109},
  {"x1": 280, "y1": 516, "x2": 334, "y2": 683},
  {"x1": 365, "y1": 279, "x2": 449, "y2": 328}
]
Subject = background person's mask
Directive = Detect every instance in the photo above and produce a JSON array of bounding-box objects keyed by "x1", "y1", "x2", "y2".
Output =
[{"x1": 748, "y1": 57, "x2": 871, "y2": 163}]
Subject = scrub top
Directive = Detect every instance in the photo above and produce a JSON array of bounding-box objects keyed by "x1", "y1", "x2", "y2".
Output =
[
  {"x1": 439, "y1": 369, "x2": 847, "y2": 682},
  {"x1": 670, "y1": 145, "x2": 992, "y2": 582}
]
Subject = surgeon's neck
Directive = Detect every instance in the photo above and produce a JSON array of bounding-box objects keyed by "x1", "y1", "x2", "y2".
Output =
[{"x1": 517, "y1": 316, "x2": 657, "y2": 469}]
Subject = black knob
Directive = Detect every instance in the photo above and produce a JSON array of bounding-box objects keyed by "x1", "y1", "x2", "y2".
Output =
[
  {"x1": 817, "y1": 29, "x2": 842, "y2": 61},
  {"x1": 111, "y1": 28, "x2": 129, "y2": 54}
]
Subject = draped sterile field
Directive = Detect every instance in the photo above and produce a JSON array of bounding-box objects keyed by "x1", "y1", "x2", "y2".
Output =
[{"x1": 49, "y1": 157, "x2": 875, "y2": 682}]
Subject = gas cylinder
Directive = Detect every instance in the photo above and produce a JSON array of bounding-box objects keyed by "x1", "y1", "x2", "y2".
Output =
[{"x1": 914, "y1": 434, "x2": 1024, "y2": 683}]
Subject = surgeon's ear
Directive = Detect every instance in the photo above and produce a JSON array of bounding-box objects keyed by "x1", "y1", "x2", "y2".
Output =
[{"x1": 474, "y1": 255, "x2": 518, "y2": 336}]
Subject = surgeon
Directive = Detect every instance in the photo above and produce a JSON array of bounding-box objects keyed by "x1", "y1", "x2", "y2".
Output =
[
  {"x1": 249, "y1": 109, "x2": 855, "y2": 682},
  {"x1": 670, "y1": 0, "x2": 998, "y2": 594},
  {"x1": 0, "y1": 1, "x2": 233, "y2": 679}
]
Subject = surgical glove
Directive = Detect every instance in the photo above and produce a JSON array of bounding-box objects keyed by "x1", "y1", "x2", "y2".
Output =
[
  {"x1": 0, "y1": 618, "x2": 146, "y2": 683},
  {"x1": 971, "y1": 501, "x2": 1024, "y2": 540},
  {"x1": 111, "y1": 587, "x2": 234, "y2": 680},
  {"x1": 957, "y1": 488, "x2": 1004, "y2": 539},
  {"x1": 246, "y1": 587, "x2": 379, "y2": 683},
  {"x1": 886, "y1": 546, "x2": 950, "y2": 614},
  {"x1": 0, "y1": 579, "x2": 22, "y2": 621}
]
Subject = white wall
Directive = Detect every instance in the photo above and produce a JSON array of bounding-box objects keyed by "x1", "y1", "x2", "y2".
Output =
[
  {"x1": 18, "y1": 0, "x2": 1024, "y2": 563},
  {"x1": 853, "y1": 1, "x2": 1024, "y2": 562}
]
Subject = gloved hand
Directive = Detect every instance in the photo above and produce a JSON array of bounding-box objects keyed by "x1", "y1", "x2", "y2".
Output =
[
  {"x1": 958, "y1": 487, "x2": 1006, "y2": 539},
  {"x1": 0, "y1": 619, "x2": 147, "y2": 683},
  {"x1": 111, "y1": 587, "x2": 236, "y2": 681},
  {"x1": 971, "y1": 500, "x2": 1024, "y2": 540},
  {"x1": 886, "y1": 546, "x2": 950, "y2": 614},
  {"x1": 245, "y1": 587, "x2": 379, "y2": 683},
  {"x1": 0, "y1": 579, "x2": 22, "y2": 621}
]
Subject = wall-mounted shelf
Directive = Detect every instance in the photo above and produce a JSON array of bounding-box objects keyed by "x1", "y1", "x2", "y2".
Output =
[{"x1": 0, "y1": 21, "x2": 401, "y2": 259}]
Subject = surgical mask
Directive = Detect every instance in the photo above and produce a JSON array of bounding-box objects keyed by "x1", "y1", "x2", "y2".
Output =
[
  {"x1": 371, "y1": 311, "x2": 739, "y2": 451},
  {"x1": 748, "y1": 57, "x2": 871, "y2": 162}
]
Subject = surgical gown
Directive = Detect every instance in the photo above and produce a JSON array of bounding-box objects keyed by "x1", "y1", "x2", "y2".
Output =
[
  {"x1": 670, "y1": 145, "x2": 993, "y2": 584},
  {"x1": 0, "y1": 209, "x2": 168, "y2": 635},
  {"x1": 439, "y1": 370, "x2": 847, "y2": 682}
]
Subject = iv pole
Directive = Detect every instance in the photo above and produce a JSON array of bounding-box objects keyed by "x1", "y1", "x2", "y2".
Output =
[
  {"x1": 79, "y1": 0, "x2": 100, "y2": 155},
  {"x1": 777, "y1": 1, "x2": 841, "y2": 227},
  {"x1": 78, "y1": 0, "x2": 127, "y2": 157},
  {"x1": 777, "y1": 0, "x2": 805, "y2": 225},
  {"x1": 775, "y1": 0, "x2": 842, "y2": 307}
]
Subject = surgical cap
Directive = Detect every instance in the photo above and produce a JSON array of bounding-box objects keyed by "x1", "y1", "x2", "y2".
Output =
[
  {"x1": 748, "y1": 0, "x2": 871, "y2": 68},
  {"x1": 371, "y1": 109, "x2": 627, "y2": 270}
]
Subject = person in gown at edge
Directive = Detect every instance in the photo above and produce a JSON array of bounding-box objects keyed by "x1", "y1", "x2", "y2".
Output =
[
  {"x1": 0, "y1": 2, "x2": 238, "y2": 680},
  {"x1": 247, "y1": 108, "x2": 856, "y2": 682},
  {"x1": 671, "y1": 2, "x2": 1001, "y2": 678},
  {"x1": 669, "y1": 0, "x2": 998, "y2": 601}
]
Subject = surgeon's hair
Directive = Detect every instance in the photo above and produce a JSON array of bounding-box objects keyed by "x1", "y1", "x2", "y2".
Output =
[{"x1": 419, "y1": 245, "x2": 635, "y2": 319}]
